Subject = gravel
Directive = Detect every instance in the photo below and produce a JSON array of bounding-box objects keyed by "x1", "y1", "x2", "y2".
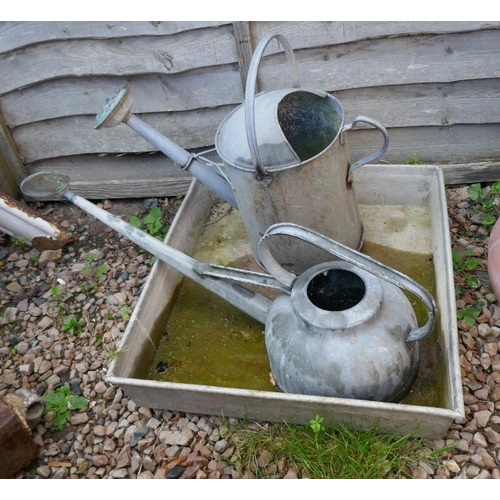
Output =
[{"x1": 1, "y1": 187, "x2": 500, "y2": 479}]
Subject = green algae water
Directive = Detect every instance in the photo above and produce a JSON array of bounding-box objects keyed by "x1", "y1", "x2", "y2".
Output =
[
  {"x1": 149, "y1": 278, "x2": 274, "y2": 391},
  {"x1": 148, "y1": 204, "x2": 445, "y2": 407}
]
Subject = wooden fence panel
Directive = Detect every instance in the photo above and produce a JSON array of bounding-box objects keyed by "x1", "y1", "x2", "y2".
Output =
[
  {"x1": 0, "y1": 70, "x2": 244, "y2": 128},
  {"x1": 0, "y1": 21, "x2": 226, "y2": 53},
  {"x1": 0, "y1": 23, "x2": 237, "y2": 95},
  {"x1": 1, "y1": 21, "x2": 500, "y2": 198}
]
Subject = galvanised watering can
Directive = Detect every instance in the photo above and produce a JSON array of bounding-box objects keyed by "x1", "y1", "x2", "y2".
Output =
[
  {"x1": 22, "y1": 172, "x2": 434, "y2": 403},
  {"x1": 94, "y1": 34, "x2": 388, "y2": 275}
]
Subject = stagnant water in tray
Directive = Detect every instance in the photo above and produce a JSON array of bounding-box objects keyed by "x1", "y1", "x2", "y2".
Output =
[{"x1": 148, "y1": 206, "x2": 444, "y2": 407}]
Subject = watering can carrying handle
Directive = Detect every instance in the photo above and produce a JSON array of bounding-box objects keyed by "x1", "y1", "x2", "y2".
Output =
[
  {"x1": 343, "y1": 116, "x2": 389, "y2": 172},
  {"x1": 245, "y1": 34, "x2": 301, "y2": 182},
  {"x1": 257, "y1": 223, "x2": 437, "y2": 343}
]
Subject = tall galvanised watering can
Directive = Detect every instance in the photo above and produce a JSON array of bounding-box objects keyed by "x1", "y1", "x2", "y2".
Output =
[
  {"x1": 94, "y1": 34, "x2": 388, "y2": 275},
  {"x1": 22, "y1": 172, "x2": 435, "y2": 403}
]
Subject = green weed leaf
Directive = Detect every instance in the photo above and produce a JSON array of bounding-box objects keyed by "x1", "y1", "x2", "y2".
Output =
[
  {"x1": 144, "y1": 207, "x2": 161, "y2": 224},
  {"x1": 52, "y1": 413, "x2": 70, "y2": 431},
  {"x1": 457, "y1": 307, "x2": 480, "y2": 326},
  {"x1": 467, "y1": 183, "x2": 481, "y2": 201},
  {"x1": 130, "y1": 216, "x2": 142, "y2": 228},
  {"x1": 464, "y1": 258, "x2": 480, "y2": 270},
  {"x1": 68, "y1": 395, "x2": 88, "y2": 411},
  {"x1": 483, "y1": 214, "x2": 496, "y2": 226},
  {"x1": 44, "y1": 384, "x2": 88, "y2": 431}
]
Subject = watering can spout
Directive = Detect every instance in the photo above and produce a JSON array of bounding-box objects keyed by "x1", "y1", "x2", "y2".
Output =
[{"x1": 94, "y1": 85, "x2": 238, "y2": 208}]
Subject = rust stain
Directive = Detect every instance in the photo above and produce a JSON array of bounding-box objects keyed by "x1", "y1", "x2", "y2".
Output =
[
  {"x1": 31, "y1": 234, "x2": 72, "y2": 250},
  {"x1": 0, "y1": 396, "x2": 38, "y2": 478},
  {"x1": 0, "y1": 193, "x2": 72, "y2": 250}
]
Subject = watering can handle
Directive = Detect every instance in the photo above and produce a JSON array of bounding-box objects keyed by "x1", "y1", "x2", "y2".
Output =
[
  {"x1": 245, "y1": 34, "x2": 301, "y2": 182},
  {"x1": 257, "y1": 223, "x2": 437, "y2": 343},
  {"x1": 343, "y1": 116, "x2": 389, "y2": 172}
]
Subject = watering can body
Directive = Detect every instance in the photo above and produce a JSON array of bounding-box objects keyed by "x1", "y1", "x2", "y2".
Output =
[
  {"x1": 216, "y1": 87, "x2": 365, "y2": 275},
  {"x1": 256, "y1": 224, "x2": 435, "y2": 403},
  {"x1": 265, "y1": 262, "x2": 419, "y2": 402},
  {"x1": 214, "y1": 34, "x2": 388, "y2": 274}
]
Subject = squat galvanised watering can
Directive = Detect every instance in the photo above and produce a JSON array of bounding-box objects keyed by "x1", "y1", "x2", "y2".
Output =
[
  {"x1": 22, "y1": 172, "x2": 435, "y2": 403},
  {"x1": 94, "y1": 33, "x2": 389, "y2": 275}
]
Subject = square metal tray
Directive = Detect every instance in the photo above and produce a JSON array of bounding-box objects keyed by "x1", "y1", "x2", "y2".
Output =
[{"x1": 107, "y1": 165, "x2": 464, "y2": 438}]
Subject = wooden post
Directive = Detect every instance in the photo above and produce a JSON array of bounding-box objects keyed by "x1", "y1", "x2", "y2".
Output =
[
  {"x1": 0, "y1": 157, "x2": 18, "y2": 198},
  {"x1": 233, "y1": 22, "x2": 256, "y2": 94},
  {"x1": 0, "y1": 111, "x2": 26, "y2": 199}
]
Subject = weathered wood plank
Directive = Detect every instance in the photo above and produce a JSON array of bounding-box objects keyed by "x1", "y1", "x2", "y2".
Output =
[
  {"x1": 347, "y1": 124, "x2": 500, "y2": 166},
  {"x1": 30, "y1": 153, "x2": 190, "y2": 182},
  {"x1": 337, "y1": 79, "x2": 500, "y2": 128},
  {"x1": 0, "y1": 21, "x2": 228, "y2": 54},
  {"x1": 250, "y1": 21, "x2": 500, "y2": 52},
  {"x1": 440, "y1": 162, "x2": 500, "y2": 185},
  {"x1": 4, "y1": 21, "x2": 496, "y2": 58},
  {"x1": 4, "y1": 75, "x2": 499, "y2": 131},
  {"x1": 0, "y1": 70, "x2": 244, "y2": 128},
  {"x1": 32, "y1": 177, "x2": 193, "y2": 200},
  {"x1": 28, "y1": 153, "x2": 210, "y2": 199},
  {"x1": 0, "y1": 24, "x2": 238, "y2": 96},
  {"x1": 255, "y1": 30, "x2": 500, "y2": 93},
  {"x1": 13, "y1": 106, "x2": 234, "y2": 164}
]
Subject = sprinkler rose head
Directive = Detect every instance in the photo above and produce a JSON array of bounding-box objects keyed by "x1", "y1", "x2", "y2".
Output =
[
  {"x1": 94, "y1": 85, "x2": 132, "y2": 129},
  {"x1": 20, "y1": 172, "x2": 71, "y2": 199}
]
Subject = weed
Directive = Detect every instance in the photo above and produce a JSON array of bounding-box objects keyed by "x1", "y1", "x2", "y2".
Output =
[
  {"x1": 95, "y1": 264, "x2": 107, "y2": 279},
  {"x1": 43, "y1": 384, "x2": 88, "y2": 431},
  {"x1": 106, "y1": 348, "x2": 123, "y2": 361},
  {"x1": 81, "y1": 252, "x2": 108, "y2": 280},
  {"x1": 11, "y1": 235, "x2": 27, "y2": 246},
  {"x1": 130, "y1": 207, "x2": 170, "y2": 242},
  {"x1": 118, "y1": 305, "x2": 132, "y2": 320},
  {"x1": 81, "y1": 261, "x2": 93, "y2": 277},
  {"x1": 80, "y1": 282, "x2": 99, "y2": 292},
  {"x1": 50, "y1": 284, "x2": 73, "y2": 303},
  {"x1": 61, "y1": 314, "x2": 85, "y2": 337},
  {"x1": 457, "y1": 306, "x2": 481, "y2": 326},
  {"x1": 86, "y1": 251, "x2": 97, "y2": 261},
  {"x1": 467, "y1": 181, "x2": 500, "y2": 226},
  {"x1": 452, "y1": 249, "x2": 481, "y2": 293},
  {"x1": 309, "y1": 414, "x2": 325, "y2": 435},
  {"x1": 403, "y1": 153, "x2": 426, "y2": 165}
]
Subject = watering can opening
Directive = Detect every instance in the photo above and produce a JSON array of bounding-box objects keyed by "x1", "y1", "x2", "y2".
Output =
[
  {"x1": 306, "y1": 269, "x2": 366, "y2": 312},
  {"x1": 277, "y1": 91, "x2": 342, "y2": 162}
]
